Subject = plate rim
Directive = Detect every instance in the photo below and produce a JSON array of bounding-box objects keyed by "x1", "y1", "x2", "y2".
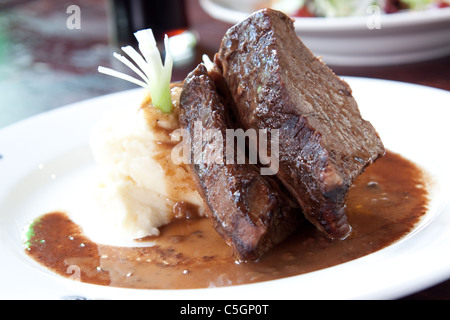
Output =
[
  {"x1": 200, "y1": 0, "x2": 450, "y2": 30},
  {"x1": 1, "y1": 77, "x2": 450, "y2": 300}
]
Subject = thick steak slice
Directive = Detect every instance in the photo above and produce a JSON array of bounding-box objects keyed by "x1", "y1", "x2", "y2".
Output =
[
  {"x1": 179, "y1": 64, "x2": 301, "y2": 261},
  {"x1": 215, "y1": 8, "x2": 385, "y2": 239}
]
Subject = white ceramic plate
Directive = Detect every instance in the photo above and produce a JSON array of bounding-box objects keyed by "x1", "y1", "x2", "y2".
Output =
[
  {"x1": 200, "y1": 0, "x2": 450, "y2": 66},
  {"x1": 1, "y1": 77, "x2": 450, "y2": 300}
]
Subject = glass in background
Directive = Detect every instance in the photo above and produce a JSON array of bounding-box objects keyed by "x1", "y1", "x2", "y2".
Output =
[{"x1": 108, "y1": 0, "x2": 197, "y2": 65}]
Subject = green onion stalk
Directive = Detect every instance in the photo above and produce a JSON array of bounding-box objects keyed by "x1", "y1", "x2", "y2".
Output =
[{"x1": 98, "y1": 29, "x2": 174, "y2": 113}]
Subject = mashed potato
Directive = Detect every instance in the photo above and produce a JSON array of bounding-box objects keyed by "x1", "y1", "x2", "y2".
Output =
[{"x1": 90, "y1": 86, "x2": 205, "y2": 239}]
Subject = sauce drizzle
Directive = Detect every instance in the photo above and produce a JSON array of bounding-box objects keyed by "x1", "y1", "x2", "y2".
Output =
[{"x1": 25, "y1": 151, "x2": 429, "y2": 289}]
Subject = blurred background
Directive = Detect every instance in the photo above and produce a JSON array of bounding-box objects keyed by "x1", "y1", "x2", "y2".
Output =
[
  {"x1": 0, "y1": 0, "x2": 231, "y2": 128},
  {"x1": 0, "y1": 0, "x2": 449, "y2": 129},
  {"x1": 0, "y1": 0, "x2": 449, "y2": 298}
]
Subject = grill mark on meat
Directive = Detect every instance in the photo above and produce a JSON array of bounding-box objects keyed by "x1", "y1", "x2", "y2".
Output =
[
  {"x1": 179, "y1": 64, "x2": 302, "y2": 261},
  {"x1": 216, "y1": 8, "x2": 385, "y2": 240}
]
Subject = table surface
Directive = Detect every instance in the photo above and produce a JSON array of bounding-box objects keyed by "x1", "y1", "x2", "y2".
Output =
[{"x1": 1, "y1": 0, "x2": 449, "y2": 299}]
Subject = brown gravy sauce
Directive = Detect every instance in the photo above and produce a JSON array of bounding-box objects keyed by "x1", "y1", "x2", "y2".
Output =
[{"x1": 25, "y1": 151, "x2": 429, "y2": 289}]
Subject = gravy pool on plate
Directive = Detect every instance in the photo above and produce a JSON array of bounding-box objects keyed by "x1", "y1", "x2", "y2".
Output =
[{"x1": 24, "y1": 150, "x2": 429, "y2": 289}]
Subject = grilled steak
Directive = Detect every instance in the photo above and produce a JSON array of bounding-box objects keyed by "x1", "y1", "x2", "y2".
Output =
[
  {"x1": 179, "y1": 63, "x2": 302, "y2": 261},
  {"x1": 215, "y1": 8, "x2": 385, "y2": 239}
]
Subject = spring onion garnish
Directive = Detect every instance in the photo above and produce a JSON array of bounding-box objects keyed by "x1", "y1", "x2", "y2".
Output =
[
  {"x1": 98, "y1": 29, "x2": 174, "y2": 113},
  {"x1": 202, "y1": 54, "x2": 214, "y2": 71},
  {"x1": 23, "y1": 216, "x2": 42, "y2": 250}
]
